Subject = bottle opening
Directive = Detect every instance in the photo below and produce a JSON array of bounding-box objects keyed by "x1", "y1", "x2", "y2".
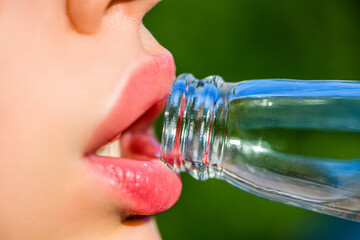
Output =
[{"x1": 160, "y1": 74, "x2": 227, "y2": 180}]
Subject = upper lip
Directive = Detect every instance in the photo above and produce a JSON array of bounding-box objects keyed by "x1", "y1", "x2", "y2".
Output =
[
  {"x1": 85, "y1": 52, "x2": 176, "y2": 155},
  {"x1": 85, "y1": 52, "x2": 182, "y2": 216}
]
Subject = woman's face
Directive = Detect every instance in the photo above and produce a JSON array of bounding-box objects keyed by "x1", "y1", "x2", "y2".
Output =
[{"x1": 0, "y1": 0, "x2": 181, "y2": 239}]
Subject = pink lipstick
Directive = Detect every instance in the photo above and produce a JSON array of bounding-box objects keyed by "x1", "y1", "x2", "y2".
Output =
[{"x1": 85, "y1": 53, "x2": 182, "y2": 216}]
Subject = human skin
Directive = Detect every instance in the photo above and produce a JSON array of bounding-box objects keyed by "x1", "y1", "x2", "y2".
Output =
[{"x1": 0, "y1": 0, "x2": 180, "y2": 239}]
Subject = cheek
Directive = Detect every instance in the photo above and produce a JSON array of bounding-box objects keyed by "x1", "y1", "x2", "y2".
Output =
[
  {"x1": 0, "y1": 6, "x2": 142, "y2": 155},
  {"x1": 0, "y1": 5, "x2": 143, "y2": 238}
]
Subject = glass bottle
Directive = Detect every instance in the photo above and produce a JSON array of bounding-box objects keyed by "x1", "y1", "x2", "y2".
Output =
[{"x1": 161, "y1": 73, "x2": 360, "y2": 222}]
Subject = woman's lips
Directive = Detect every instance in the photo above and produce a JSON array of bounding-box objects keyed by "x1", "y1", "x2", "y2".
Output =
[{"x1": 85, "y1": 53, "x2": 182, "y2": 216}]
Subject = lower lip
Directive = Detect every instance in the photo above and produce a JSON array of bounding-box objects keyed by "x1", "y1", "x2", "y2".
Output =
[{"x1": 87, "y1": 133, "x2": 182, "y2": 216}]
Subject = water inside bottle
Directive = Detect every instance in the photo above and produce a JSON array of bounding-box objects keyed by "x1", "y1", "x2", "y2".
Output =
[{"x1": 219, "y1": 96, "x2": 360, "y2": 220}]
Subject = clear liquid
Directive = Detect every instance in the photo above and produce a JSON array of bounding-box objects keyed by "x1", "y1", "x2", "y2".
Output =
[{"x1": 220, "y1": 97, "x2": 360, "y2": 220}]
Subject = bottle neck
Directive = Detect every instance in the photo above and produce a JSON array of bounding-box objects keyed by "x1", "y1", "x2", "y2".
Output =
[{"x1": 161, "y1": 74, "x2": 230, "y2": 180}]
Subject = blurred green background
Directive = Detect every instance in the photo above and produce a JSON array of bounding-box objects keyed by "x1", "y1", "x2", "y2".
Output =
[{"x1": 144, "y1": 0, "x2": 360, "y2": 239}]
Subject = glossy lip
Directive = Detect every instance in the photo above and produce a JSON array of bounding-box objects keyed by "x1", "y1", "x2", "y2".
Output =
[{"x1": 85, "y1": 53, "x2": 182, "y2": 216}]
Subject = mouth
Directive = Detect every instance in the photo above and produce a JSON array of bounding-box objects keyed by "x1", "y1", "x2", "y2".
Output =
[{"x1": 85, "y1": 53, "x2": 182, "y2": 216}]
